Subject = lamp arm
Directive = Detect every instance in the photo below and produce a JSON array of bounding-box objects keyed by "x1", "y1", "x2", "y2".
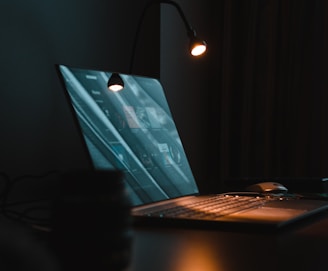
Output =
[
  {"x1": 159, "y1": 0, "x2": 196, "y2": 37},
  {"x1": 129, "y1": 0, "x2": 196, "y2": 74}
]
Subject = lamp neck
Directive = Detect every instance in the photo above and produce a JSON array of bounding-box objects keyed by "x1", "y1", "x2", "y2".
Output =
[
  {"x1": 129, "y1": 0, "x2": 195, "y2": 74},
  {"x1": 157, "y1": 0, "x2": 195, "y2": 36}
]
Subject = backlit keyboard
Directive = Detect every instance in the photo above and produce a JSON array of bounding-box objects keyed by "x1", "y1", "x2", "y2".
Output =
[{"x1": 145, "y1": 195, "x2": 268, "y2": 219}]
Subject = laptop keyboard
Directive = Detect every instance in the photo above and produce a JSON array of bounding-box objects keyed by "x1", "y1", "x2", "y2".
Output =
[{"x1": 145, "y1": 195, "x2": 269, "y2": 220}]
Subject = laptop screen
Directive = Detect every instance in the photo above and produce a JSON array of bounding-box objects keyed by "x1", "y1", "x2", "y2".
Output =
[{"x1": 58, "y1": 65, "x2": 198, "y2": 206}]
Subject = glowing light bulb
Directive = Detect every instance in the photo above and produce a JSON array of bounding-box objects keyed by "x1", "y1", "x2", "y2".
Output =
[
  {"x1": 108, "y1": 84, "x2": 124, "y2": 92},
  {"x1": 191, "y1": 44, "x2": 207, "y2": 56}
]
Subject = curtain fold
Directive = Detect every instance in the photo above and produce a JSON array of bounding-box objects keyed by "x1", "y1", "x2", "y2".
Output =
[{"x1": 210, "y1": 0, "x2": 328, "y2": 189}]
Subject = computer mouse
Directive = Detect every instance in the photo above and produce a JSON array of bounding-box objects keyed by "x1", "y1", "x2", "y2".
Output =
[{"x1": 246, "y1": 182, "x2": 288, "y2": 193}]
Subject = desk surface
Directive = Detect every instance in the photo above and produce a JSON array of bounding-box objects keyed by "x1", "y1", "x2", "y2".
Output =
[
  {"x1": 129, "y1": 211, "x2": 328, "y2": 271},
  {"x1": 3, "y1": 207, "x2": 327, "y2": 271}
]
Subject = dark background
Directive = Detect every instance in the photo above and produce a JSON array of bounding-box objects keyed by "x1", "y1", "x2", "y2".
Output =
[
  {"x1": 0, "y1": 0, "x2": 159, "y2": 177},
  {"x1": 0, "y1": 0, "x2": 327, "y2": 197}
]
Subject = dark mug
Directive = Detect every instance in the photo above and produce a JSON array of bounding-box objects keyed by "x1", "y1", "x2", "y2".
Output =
[{"x1": 50, "y1": 170, "x2": 132, "y2": 271}]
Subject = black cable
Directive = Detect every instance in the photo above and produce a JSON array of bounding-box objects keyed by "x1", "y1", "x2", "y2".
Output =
[
  {"x1": 2, "y1": 208, "x2": 51, "y2": 226},
  {"x1": 17, "y1": 206, "x2": 51, "y2": 223},
  {"x1": 3, "y1": 198, "x2": 52, "y2": 208},
  {"x1": 0, "y1": 171, "x2": 12, "y2": 216},
  {"x1": 11, "y1": 170, "x2": 60, "y2": 183},
  {"x1": 0, "y1": 170, "x2": 60, "y2": 226}
]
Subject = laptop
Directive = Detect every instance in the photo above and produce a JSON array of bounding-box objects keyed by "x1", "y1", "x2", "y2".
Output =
[{"x1": 56, "y1": 64, "x2": 328, "y2": 231}]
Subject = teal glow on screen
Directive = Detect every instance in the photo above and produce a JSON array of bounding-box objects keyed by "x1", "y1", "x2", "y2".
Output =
[{"x1": 59, "y1": 65, "x2": 198, "y2": 206}]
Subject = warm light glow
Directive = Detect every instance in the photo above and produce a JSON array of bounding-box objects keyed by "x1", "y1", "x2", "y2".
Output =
[
  {"x1": 171, "y1": 236, "x2": 223, "y2": 271},
  {"x1": 108, "y1": 84, "x2": 124, "y2": 92},
  {"x1": 191, "y1": 44, "x2": 207, "y2": 56}
]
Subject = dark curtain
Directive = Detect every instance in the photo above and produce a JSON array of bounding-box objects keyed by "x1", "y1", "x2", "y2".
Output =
[{"x1": 208, "y1": 0, "x2": 328, "y2": 190}]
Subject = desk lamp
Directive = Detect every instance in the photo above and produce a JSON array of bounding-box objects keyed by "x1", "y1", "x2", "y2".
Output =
[{"x1": 107, "y1": 0, "x2": 207, "y2": 91}]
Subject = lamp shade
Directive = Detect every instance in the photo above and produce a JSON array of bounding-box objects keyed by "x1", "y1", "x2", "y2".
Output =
[{"x1": 107, "y1": 73, "x2": 124, "y2": 92}]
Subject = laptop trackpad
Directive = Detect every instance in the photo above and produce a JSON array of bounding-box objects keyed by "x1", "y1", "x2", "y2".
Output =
[
  {"x1": 224, "y1": 200, "x2": 327, "y2": 223},
  {"x1": 227, "y1": 207, "x2": 305, "y2": 222}
]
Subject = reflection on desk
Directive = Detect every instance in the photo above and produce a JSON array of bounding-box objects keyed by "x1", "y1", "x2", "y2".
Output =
[{"x1": 129, "y1": 210, "x2": 328, "y2": 271}]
